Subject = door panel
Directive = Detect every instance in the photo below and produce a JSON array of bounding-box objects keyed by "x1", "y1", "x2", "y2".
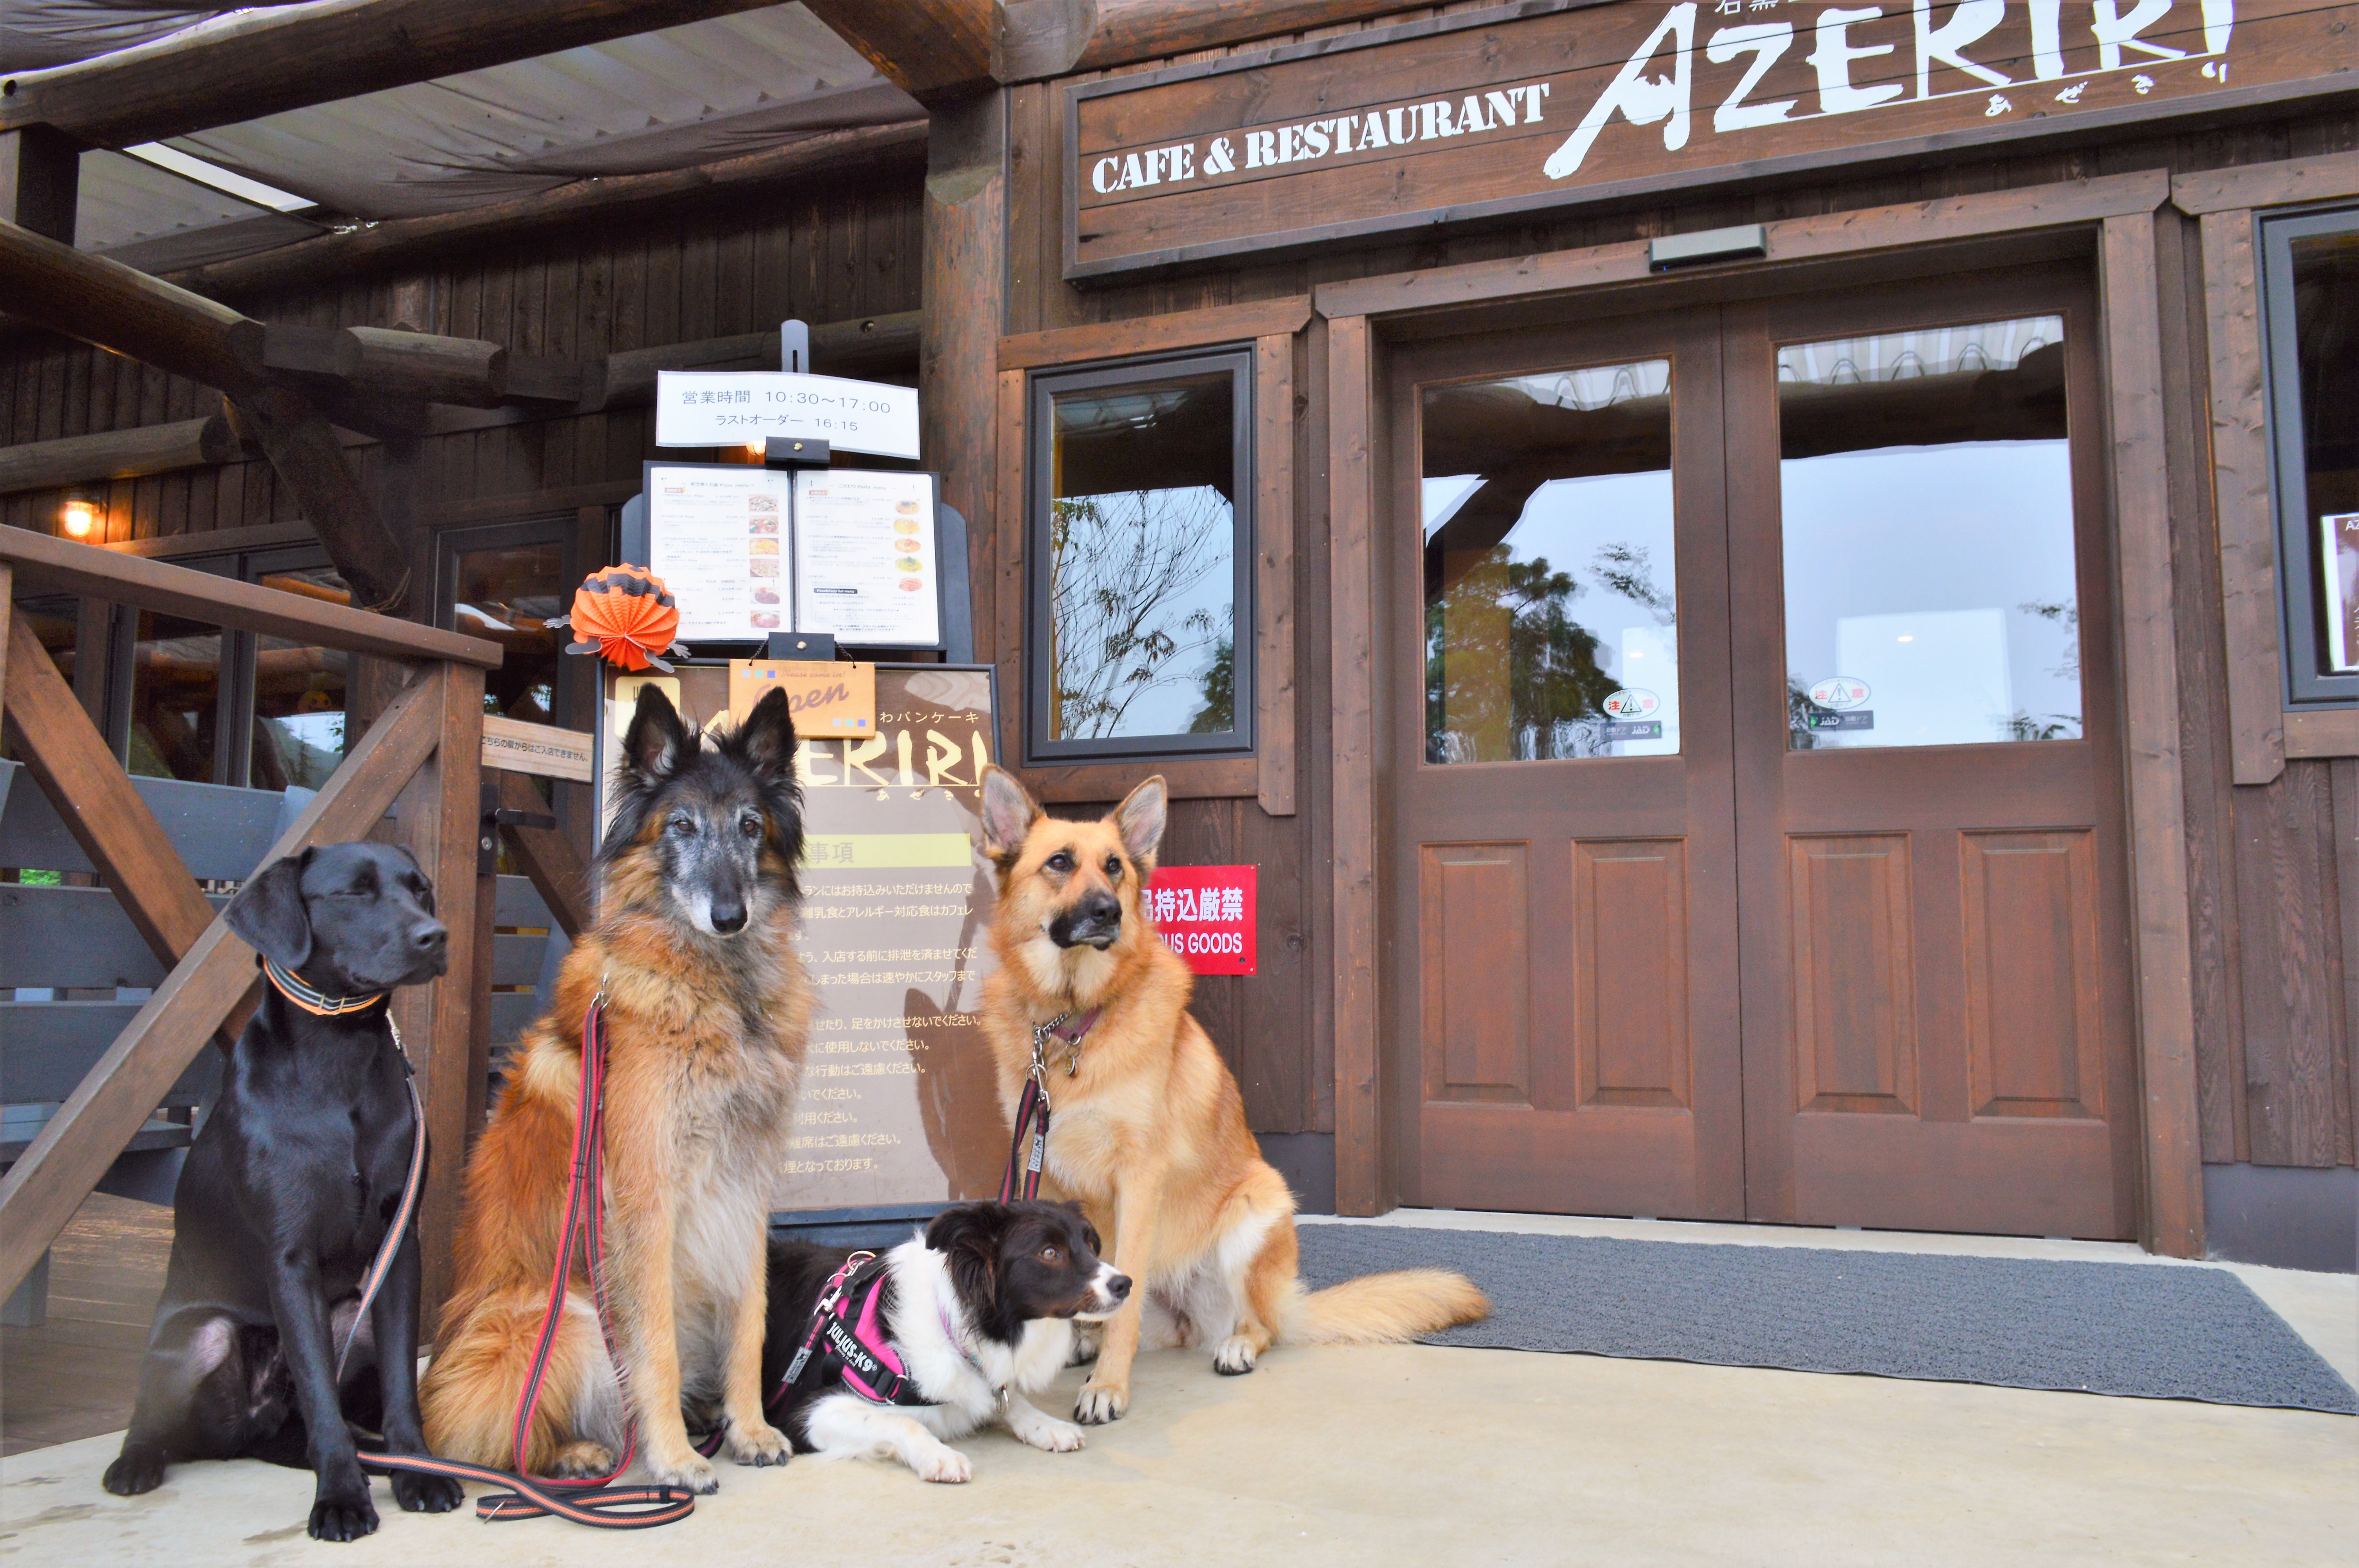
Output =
[
  {"x1": 1419, "y1": 844, "x2": 1532, "y2": 1105},
  {"x1": 1571, "y1": 838, "x2": 1691, "y2": 1111},
  {"x1": 1786, "y1": 833, "x2": 1918, "y2": 1116},
  {"x1": 1728, "y1": 269, "x2": 2139, "y2": 1238}
]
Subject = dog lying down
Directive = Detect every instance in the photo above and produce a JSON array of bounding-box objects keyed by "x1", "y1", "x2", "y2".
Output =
[{"x1": 759, "y1": 1202, "x2": 1128, "y2": 1482}]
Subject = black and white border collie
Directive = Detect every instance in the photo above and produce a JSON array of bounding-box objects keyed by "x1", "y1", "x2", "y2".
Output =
[{"x1": 760, "y1": 1201, "x2": 1130, "y2": 1482}]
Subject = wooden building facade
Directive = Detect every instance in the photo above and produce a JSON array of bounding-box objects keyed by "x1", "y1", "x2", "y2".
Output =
[{"x1": 4, "y1": 0, "x2": 2354, "y2": 1269}]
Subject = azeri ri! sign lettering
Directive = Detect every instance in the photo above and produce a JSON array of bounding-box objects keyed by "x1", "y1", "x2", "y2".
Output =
[{"x1": 1065, "y1": 0, "x2": 2350, "y2": 276}]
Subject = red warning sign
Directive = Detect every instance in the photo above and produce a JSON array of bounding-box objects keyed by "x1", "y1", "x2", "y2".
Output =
[{"x1": 1143, "y1": 864, "x2": 1257, "y2": 976}]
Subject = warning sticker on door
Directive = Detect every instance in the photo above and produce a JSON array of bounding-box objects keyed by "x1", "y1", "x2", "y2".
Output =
[{"x1": 1807, "y1": 677, "x2": 1871, "y2": 711}]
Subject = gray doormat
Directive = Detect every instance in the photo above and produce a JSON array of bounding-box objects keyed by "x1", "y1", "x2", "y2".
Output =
[{"x1": 1295, "y1": 1223, "x2": 2358, "y2": 1414}]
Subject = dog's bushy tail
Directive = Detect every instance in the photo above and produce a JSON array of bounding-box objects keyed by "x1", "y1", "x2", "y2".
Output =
[{"x1": 1283, "y1": 1269, "x2": 1487, "y2": 1345}]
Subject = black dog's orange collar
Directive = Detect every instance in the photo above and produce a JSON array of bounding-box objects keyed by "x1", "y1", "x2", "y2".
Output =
[{"x1": 261, "y1": 957, "x2": 386, "y2": 1018}]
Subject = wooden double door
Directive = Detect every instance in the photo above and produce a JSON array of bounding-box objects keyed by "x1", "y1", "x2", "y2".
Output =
[{"x1": 1385, "y1": 267, "x2": 2140, "y2": 1238}]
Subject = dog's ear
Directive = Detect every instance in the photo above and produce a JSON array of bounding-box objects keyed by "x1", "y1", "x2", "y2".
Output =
[
  {"x1": 924, "y1": 1204, "x2": 1004, "y2": 1309},
  {"x1": 1112, "y1": 775, "x2": 1168, "y2": 871},
  {"x1": 978, "y1": 766, "x2": 1040, "y2": 861},
  {"x1": 226, "y1": 850, "x2": 313, "y2": 969},
  {"x1": 722, "y1": 685, "x2": 798, "y2": 787},
  {"x1": 620, "y1": 682, "x2": 694, "y2": 784}
]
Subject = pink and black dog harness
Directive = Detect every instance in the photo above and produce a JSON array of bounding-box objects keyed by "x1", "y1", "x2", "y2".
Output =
[{"x1": 773, "y1": 1252, "x2": 934, "y2": 1408}]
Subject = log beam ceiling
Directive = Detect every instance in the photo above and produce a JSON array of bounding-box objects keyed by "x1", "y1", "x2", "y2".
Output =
[{"x1": 0, "y1": 0, "x2": 793, "y2": 145}]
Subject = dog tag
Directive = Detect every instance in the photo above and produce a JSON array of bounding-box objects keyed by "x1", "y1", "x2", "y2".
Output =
[{"x1": 731, "y1": 659, "x2": 877, "y2": 738}]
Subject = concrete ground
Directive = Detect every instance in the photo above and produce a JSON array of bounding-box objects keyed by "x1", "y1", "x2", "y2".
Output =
[{"x1": 2, "y1": 1213, "x2": 2352, "y2": 1567}]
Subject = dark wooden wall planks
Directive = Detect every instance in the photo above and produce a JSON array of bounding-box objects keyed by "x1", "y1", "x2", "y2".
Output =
[
  {"x1": 0, "y1": 172, "x2": 925, "y2": 549},
  {"x1": 1000, "y1": 2, "x2": 2359, "y2": 1159}
]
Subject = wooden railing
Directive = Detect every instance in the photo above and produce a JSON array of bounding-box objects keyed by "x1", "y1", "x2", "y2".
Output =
[{"x1": 0, "y1": 526, "x2": 503, "y2": 1314}]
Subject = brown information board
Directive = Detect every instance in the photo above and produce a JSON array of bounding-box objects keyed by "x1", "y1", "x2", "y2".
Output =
[
  {"x1": 598, "y1": 662, "x2": 1007, "y2": 1215},
  {"x1": 1065, "y1": 0, "x2": 2353, "y2": 277}
]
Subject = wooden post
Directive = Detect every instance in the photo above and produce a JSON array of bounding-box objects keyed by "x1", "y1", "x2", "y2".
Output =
[
  {"x1": 0, "y1": 561, "x2": 13, "y2": 742},
  {"x1": 393, "y1": 663, "x2": 486, "y2": 1324},
  {"x1": 922, "y1": 91, "x2": 1007, "y2": 672},
  {"x1": 0, "y1": 126, "x2": 83, "y2": 243},
  {"x1": 2101, "y1": 212, "x2": 2207, "y2": 1259}
]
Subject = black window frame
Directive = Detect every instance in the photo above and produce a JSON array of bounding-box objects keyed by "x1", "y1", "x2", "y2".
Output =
[
  {"x1": 2262, "y1": 201, "x2": 2359, "y2": 708},
  {"x1": 1025, "y1": 347, "x2": 1256, "y2": 766}
]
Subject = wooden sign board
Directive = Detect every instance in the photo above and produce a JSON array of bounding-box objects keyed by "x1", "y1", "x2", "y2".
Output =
[
  {"x1": 480, "y1": 715, "x2": 594, "y2": 783},
  {"x1": 1067, "y1": 0, "x2": 2354, "y2": 278},
  {"x1": 596, "y1": 662, "x2": 1010, "y2": 1216}
]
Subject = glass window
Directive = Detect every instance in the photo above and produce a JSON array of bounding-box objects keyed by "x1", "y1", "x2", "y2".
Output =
[
  {"x1": 1029, "y1": 352, "x2": 1251, "y2": 762},
  {"x1": 1420, "y1": 359, "x2": 1678, "y2": 764},
  {"x1": 2264, "y1": 206, "x2": 2359, "y2": 704},
  {"x1": 442, "y1": 528, "x2": 570, "y2": 724},
  {"x1": 1778, "y1": 315, "x2": 2081, "y2": 751},
  {"x1": 248, "y1": 561, "x2": 351, "y2": 791},
  {"x1": 126, "y1": 610, "x2": 226, "y2": 780}
]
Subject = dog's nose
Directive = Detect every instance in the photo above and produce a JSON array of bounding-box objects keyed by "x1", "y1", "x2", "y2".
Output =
[
  {"x1": 1106, "y1": 1272, "x2": 1132, "y2": 1302},
  {"x1": 711, "y1": 902, "x2": 748, "y2": 935},
  {"x1": 409, "y1": 920, "x2": 447, "y2": 955},
  {"x1": 1078, "y1": 892, "x2": 1120, "y2": 927}
]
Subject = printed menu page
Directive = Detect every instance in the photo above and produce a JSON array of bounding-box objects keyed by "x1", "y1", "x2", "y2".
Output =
[
  {"x1": 645, "y1": 464, "x2": 796, "y2": 641},
  {"x1": 792, "y1": 469, "x2": 941, "y2": 648}
]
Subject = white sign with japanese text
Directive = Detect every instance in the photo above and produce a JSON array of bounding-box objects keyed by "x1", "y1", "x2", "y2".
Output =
[{"x1": 655, "y1": 370, "x2": 921, "y2": 460}]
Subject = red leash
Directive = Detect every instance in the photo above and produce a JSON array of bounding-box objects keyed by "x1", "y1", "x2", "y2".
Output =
[
  {"x1": 1000, "y1": 1009, "x2": 1097, "y2": 1203},
  {"x1": 352, "y1": 987, "x2": 700, "y2": 1527}
]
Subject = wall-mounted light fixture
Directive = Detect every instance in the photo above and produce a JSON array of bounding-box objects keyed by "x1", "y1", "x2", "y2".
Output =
[{"x1": 59, "y1": 490, "x2": 100, "y2": 538}]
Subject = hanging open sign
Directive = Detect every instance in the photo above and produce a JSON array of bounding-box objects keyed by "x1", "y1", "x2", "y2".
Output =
[{"x1": 1143, "y1": 864, "x2": 1257, "y2": 976}]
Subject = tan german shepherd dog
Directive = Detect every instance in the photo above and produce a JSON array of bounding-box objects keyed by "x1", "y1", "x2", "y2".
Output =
[
  {"x1": 420, "y1": 685, "x2": 811, "y2": 1492},
  {"x1": 978, "y1": 766, "x2": 1486, "y2": 1424}
]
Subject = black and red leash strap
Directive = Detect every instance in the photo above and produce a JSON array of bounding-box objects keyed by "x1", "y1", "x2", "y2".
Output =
[
  {"x1": 999, "y1": 1008, "x2": 1098, "y2": 1203},
  {"x1": 348, "y1": 984, "x2": 699, "y2": 1528}
]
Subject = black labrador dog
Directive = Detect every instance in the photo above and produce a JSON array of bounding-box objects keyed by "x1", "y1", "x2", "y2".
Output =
[{"x1": 102, "y1": 842, "x2": 465, "y2": 1541}]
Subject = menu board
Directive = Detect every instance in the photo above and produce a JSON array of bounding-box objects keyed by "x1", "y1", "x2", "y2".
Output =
[
  {"x1": 792, "y1": 469, "x2": 942, "y2": 649},
  {"x1": 596, "y1": 662, "x2": 1009, "y2": 1215},
  {"x1": 643, "y1": 464, "x2": 796, "y2": 641}
]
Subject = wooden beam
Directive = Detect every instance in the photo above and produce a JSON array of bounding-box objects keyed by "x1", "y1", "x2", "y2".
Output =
[
  {"x1": 167, "y1": 122, "x2": 929, "y2": 301},
  {"x1": 264, "y1": 324, "x2": 509, "y2": 407},
  {"x1": 923, "y1": 91, "x2": 1005, "y2": 701},
  {"x1": 0, "y1": 415, "x2": 244, "y2": 497},
  {"x1": 801, "y1": 0, "x2": 993, "y2": 105},
  {"x1": 2199, "y1": 209, "x2": 2287, "y2": 787},
  {"x1": 0, "y1": 126, "x2": 83, "y2": 243},
  {"x1": 0, "y1": 0, "x2": 794, "y2": 147},
  {"x1": 0, "y1": 219, "x2": 263, "y2": 389},
  {"x1": 0, "y1": 667, "x2": 444, "y2": 1299},
  {"x1": 0, "y1": 563, "x2": 12, "y2": 745},
  {"x1": 2101, "y1": 212, "x2": 2206, "y2": 1260},
  {"x1": 996, "y1": 0, "x2": 1417, "y2": 82},
  {"x1": 0, "y1": 527, "x2": 502, "y2": 667},
  {"x1": 2, "y1": 615, "x2": 214, "y2": 970},
  {"x1": 496, "y1": 769, "x2": 592, "y2": 940},
  {"x1": 998, "y1": 298, "x2": 1314, "y2": 370},
  {"x1": 224, "y1": 385, "x2": 413, "y2": 611}
]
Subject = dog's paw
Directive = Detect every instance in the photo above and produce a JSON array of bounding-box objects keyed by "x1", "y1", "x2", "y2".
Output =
[
  {"x1": 648, "y1": 1451, "x2": 720, "y2": 1495},
  {"x1": 307, "y1": 1484, "x2": 380, "y2": 1543},
  {"x1": 1066, "y1": 1326, "x2": 1101, "y2": 1367},
  {"x1": 548, "y1": 1441, "x2": 615, "y2": 1478},
  {"x1": 1073, "y1": 1377, "x2": 1129, "y2": 1425},
  {"x1": 726, "y1": 1419, "x2": 792, "y2": 1468},
  {"x1": 391, "y1": 1468, "x2": 463, "y2": 1514},
  {"x1": 1212, "y1": 1335, "x2": 1259, "y2": 1375},
  {"x1": 913, "y1": 1446, "x2": 972, "y2": 1484},
  {"x1": 101, "y1": 1443, "x2": 166, "y2": 1497},
  {"x1": 1011, "y1": 1412, "x2": 1086, "y2": 1454}
]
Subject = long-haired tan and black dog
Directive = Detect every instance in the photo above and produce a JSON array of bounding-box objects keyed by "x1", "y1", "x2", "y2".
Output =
[
  {"x1": 977, "y1": 767, "x2": 1486, "y2": 1424},
  {"x1": 420, "y1": 685, "x2": 810, "y2": 1492}
]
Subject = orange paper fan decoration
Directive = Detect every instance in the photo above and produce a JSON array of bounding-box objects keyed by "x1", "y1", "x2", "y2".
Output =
[{"x1": 556, "y1": 564, "x2": 687, "y2": 671}]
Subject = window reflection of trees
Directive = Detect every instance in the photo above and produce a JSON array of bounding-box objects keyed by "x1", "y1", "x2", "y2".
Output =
[
  {"x1": 1048, "y1": 487, "x2": 1235, "y2": 740},
  {"x1": 1424, "y1": 540, "x2": 1674, "y2": 764}
]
